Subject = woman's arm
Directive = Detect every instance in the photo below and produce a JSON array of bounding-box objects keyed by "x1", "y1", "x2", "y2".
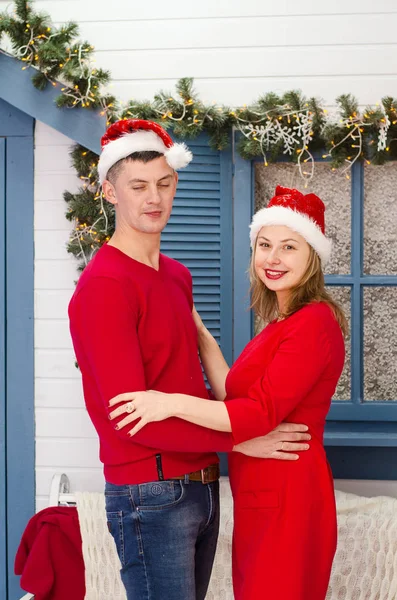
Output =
[
  {"x1": 193, "y1": 306, "x2": 229, "y2": 400},
  {"x1": 175, "y1": 393, "x2": 231, "y2": 431},
  {"x1": 108, "y1": 391, "x2": 231, "y2": 437},
  {"x1": 108, "y1": 391, "x2": 312, "y2": 462}
]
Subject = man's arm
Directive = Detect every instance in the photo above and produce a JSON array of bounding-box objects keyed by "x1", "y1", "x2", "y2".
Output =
[
  {"x1": 233, "y1": 425, "x2": 310, "y2": 460},
  {"x1": 70, "y1": 276, "x2": 233, "y2": 453}
]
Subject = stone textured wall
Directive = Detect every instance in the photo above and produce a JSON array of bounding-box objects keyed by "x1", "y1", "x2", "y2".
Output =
[
  {"x1": 362, "y1": 163, "x2": 397, "y2": 401},
  {"x1": 364, "y1": 288, "x2": 397, "y2": 401},
  {"x1": 364, "y1": 163, "x2": 397, "y2": 276}
]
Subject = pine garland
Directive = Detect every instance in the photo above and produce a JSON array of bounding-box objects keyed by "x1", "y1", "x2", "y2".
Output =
[
  {"x1": 65, "y1": 146, "x2": 113, "y2": 270},
  {"x1": 323, "y1": 94, "x2": 397, "y2": 172},
  {"x1": 1, "y1": 0, "x2": 397, "y2": 268}
]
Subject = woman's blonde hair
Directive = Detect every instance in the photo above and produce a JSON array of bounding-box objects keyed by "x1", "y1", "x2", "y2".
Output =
[{"x1": 249, "y1": 243, "x2": 348, "y2": 337}]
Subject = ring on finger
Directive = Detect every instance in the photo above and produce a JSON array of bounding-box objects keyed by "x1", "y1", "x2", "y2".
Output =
[{"x1": 125, "y1": 401, "x2": 134, "y2": 414}]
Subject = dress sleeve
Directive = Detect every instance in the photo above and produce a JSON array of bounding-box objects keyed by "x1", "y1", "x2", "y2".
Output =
[
  {"x1": 225, "y1": 309, "x2": 333, "y2": 445},
  {"x1": 71, "y1": 277, "x2": 233, "y2": 452}
]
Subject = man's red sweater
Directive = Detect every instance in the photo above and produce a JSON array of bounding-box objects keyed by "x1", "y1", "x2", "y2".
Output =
[{"x1": 69, "y1": 244, "x2": 233, "y2": 484}]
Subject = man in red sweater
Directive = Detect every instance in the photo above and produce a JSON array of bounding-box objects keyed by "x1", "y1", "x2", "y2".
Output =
[{"x1": 68, "y1": 119, "x2": 310, "y2": 600}]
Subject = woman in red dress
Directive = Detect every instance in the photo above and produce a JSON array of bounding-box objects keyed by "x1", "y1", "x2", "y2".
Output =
[{"x1": 109, "y1": 186, "x2": 347, "y2": 600}]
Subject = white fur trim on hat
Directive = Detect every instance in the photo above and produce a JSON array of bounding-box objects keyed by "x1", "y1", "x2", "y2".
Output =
[
  {"x1": 250, "y1": 205, "x2": 332, "y2": 264},
  {"x1": 98, "y1": 130, "x2": 192, "y2": 183}
]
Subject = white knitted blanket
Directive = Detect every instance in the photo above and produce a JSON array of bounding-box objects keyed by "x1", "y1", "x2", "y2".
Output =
[
  {"x1": 76, "y1": 479, "x2": 397, "y2": 600},
  {"x1": 75, "y1": 492, "x2": 127, "y2": 600},
  {"x1": 326, "y1": 490, "x2": 397, "y2": 600}
]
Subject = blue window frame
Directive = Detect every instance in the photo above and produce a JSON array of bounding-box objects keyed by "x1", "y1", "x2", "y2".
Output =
[
  {"x1": 0, "y1": 134, "x2": 6, "y2": 600},
  {"x1": 327, "y1": 161, "x2": 397, "y2": 422},
  {"x1": 232, "y1": 146, "x2": 397, "y2": 456},
  {"x1": 0, "y1": 98, "x2": 35, "y2": 600}
]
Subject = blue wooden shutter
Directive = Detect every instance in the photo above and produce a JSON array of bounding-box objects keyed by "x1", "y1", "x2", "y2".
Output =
[{"x1": 161, "y1": 133, "x2": 233, "y2": 364}]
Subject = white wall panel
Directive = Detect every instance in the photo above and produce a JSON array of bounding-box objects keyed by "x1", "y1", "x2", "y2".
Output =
[
  {"x1": 35, "y1": 319, "x2": 74, "y2": 349},
  {"x1": 20, "y1": 0, "x2": 397, "y2": 21},
  {"x1": 1, "y1": 1, "x2": 395, "y2": 107},
  {"x1": 35, "y1": 289, "x2": 73, "y2": 319},
  {"x1": 35, "y1": 144, "x2": 74, "y2": 173},
  {"x1": 35, "y1": 349, "x2": 79, "y2": 379},
  {"x1": 36, "y1": 438, "x2": 100, "y2": 468},
  {"x1": 36, "y1": 467, "x2": 103, "y2": 498},
  {"x1": 35, "y1": 201, "x2": 73, "y2": 230},
  {"x1": 35, "y1": 172, "x2": 80, "y2": 201},
  {"x1": 35, "y1": 378, "x2": 85, "y2": 409},
  {"x1": 35, "y1": 259, "x2": 78, "y2": 290},
  {"x1": 95, "y1": 45, "x2": 396, "y2": 82},
  {"x1": 64, "y1": 14, "x2": 397, "y2": 51},
  {"x1": 35, "y1": 408, "x2": 98, "y2": 439},
  {"x1": 35, "y1": 230, "x2": 75, "y2": 260}
]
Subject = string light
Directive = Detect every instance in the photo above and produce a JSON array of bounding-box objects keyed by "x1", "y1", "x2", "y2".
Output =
[{"x1": 324, "y1": 102, "x2": 395, "y2": 175}]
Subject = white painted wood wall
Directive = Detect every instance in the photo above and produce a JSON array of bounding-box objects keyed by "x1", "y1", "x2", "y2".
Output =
[
  {"x1": 34, "y1": 123, "x2": 102, "y2": 511},
  {"x1": 1, "y1": 0, "x2": 396, "y2": 509},
  {"x1": 2, "y1": 0, "x2": 397, "y2": 107}
]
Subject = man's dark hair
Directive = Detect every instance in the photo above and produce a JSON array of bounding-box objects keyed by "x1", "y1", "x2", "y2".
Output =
[{"x1": 107, "y1": 151, "x2": 163, "y2": 184}]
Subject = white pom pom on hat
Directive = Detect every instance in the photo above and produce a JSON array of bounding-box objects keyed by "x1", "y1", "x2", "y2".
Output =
[{"x1": 97, "y1": 119, "x2": 193, "y2": 184}]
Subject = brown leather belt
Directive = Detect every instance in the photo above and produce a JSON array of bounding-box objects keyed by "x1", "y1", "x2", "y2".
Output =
[{"x1": 171, "y1": 463, "x2": 220, "y2": 484}]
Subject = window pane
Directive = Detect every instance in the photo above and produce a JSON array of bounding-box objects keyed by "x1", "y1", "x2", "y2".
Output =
[
  {"x1": 364, "y1": 163, "x2": 397, "y2": 275},
  {"x1": 326, "y1": 286, "x2": 351, "y2": 401},
  {"x1": 364, "y1": 287, "x2": 397, "y2": 401},
  {"x1": 254, "y1": 163, "x2": 351, "y2": 275}
]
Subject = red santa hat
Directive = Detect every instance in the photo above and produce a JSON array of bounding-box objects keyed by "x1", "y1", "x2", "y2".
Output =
[
  {"x1": 250, "y1": 186, "x2": 332, "y2": 264},
  {"x1": 97, "y1": 119, "x2": 193, "y2": 184}
]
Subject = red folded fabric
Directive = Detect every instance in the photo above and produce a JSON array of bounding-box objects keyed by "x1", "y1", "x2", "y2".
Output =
[{"x1": 15, "y1": 506, "x2": 85, "y2": 600}]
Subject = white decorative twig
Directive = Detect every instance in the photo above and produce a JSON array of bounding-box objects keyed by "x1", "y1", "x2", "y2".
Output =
[{"x1": 236, "y1": 107, "x2": 315, "y2": 183}]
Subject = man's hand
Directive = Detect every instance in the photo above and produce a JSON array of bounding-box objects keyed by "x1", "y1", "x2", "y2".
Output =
[{"x1": 232, "y1": 423, "x2": 311, "y2": 460}]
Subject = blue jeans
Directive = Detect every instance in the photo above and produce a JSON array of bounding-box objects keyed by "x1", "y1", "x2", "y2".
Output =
[{"x1": 105, "y1": 478, "x2": 220, "y2": 600}]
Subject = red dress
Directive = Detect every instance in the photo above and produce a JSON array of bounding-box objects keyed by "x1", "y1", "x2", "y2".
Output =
[{"x1": 225, "y1": 303, "x2": 345, "y2": 600}]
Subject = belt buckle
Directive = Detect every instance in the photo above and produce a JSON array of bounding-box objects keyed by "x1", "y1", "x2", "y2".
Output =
[{"x1": 200, "y1": 467, "x2": 211, "y2": 484}]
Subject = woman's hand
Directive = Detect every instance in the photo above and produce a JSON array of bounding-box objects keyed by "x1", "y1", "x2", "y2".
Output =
[{"x1": 108, "y1": 390, "x2": 176, "y2": 436}]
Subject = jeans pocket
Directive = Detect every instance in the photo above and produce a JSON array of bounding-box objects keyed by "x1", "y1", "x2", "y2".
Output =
[
  {"x1": 137, "y1": 480, "x2": 185, "y2": 511},
  {"x1": 106, "y1": 510, "x2": 125, "y2": 567}
]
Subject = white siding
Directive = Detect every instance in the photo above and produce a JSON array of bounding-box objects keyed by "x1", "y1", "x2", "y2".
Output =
[
  {"x1": 1, "y1": 0, "x2": 395, "y2": 105},
  {"x1": 1, "y1": 0, "x2": 395, "y2": 507},
  {"x1": 34, "y1": 122, "x2": 102, "y2": 511}
]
